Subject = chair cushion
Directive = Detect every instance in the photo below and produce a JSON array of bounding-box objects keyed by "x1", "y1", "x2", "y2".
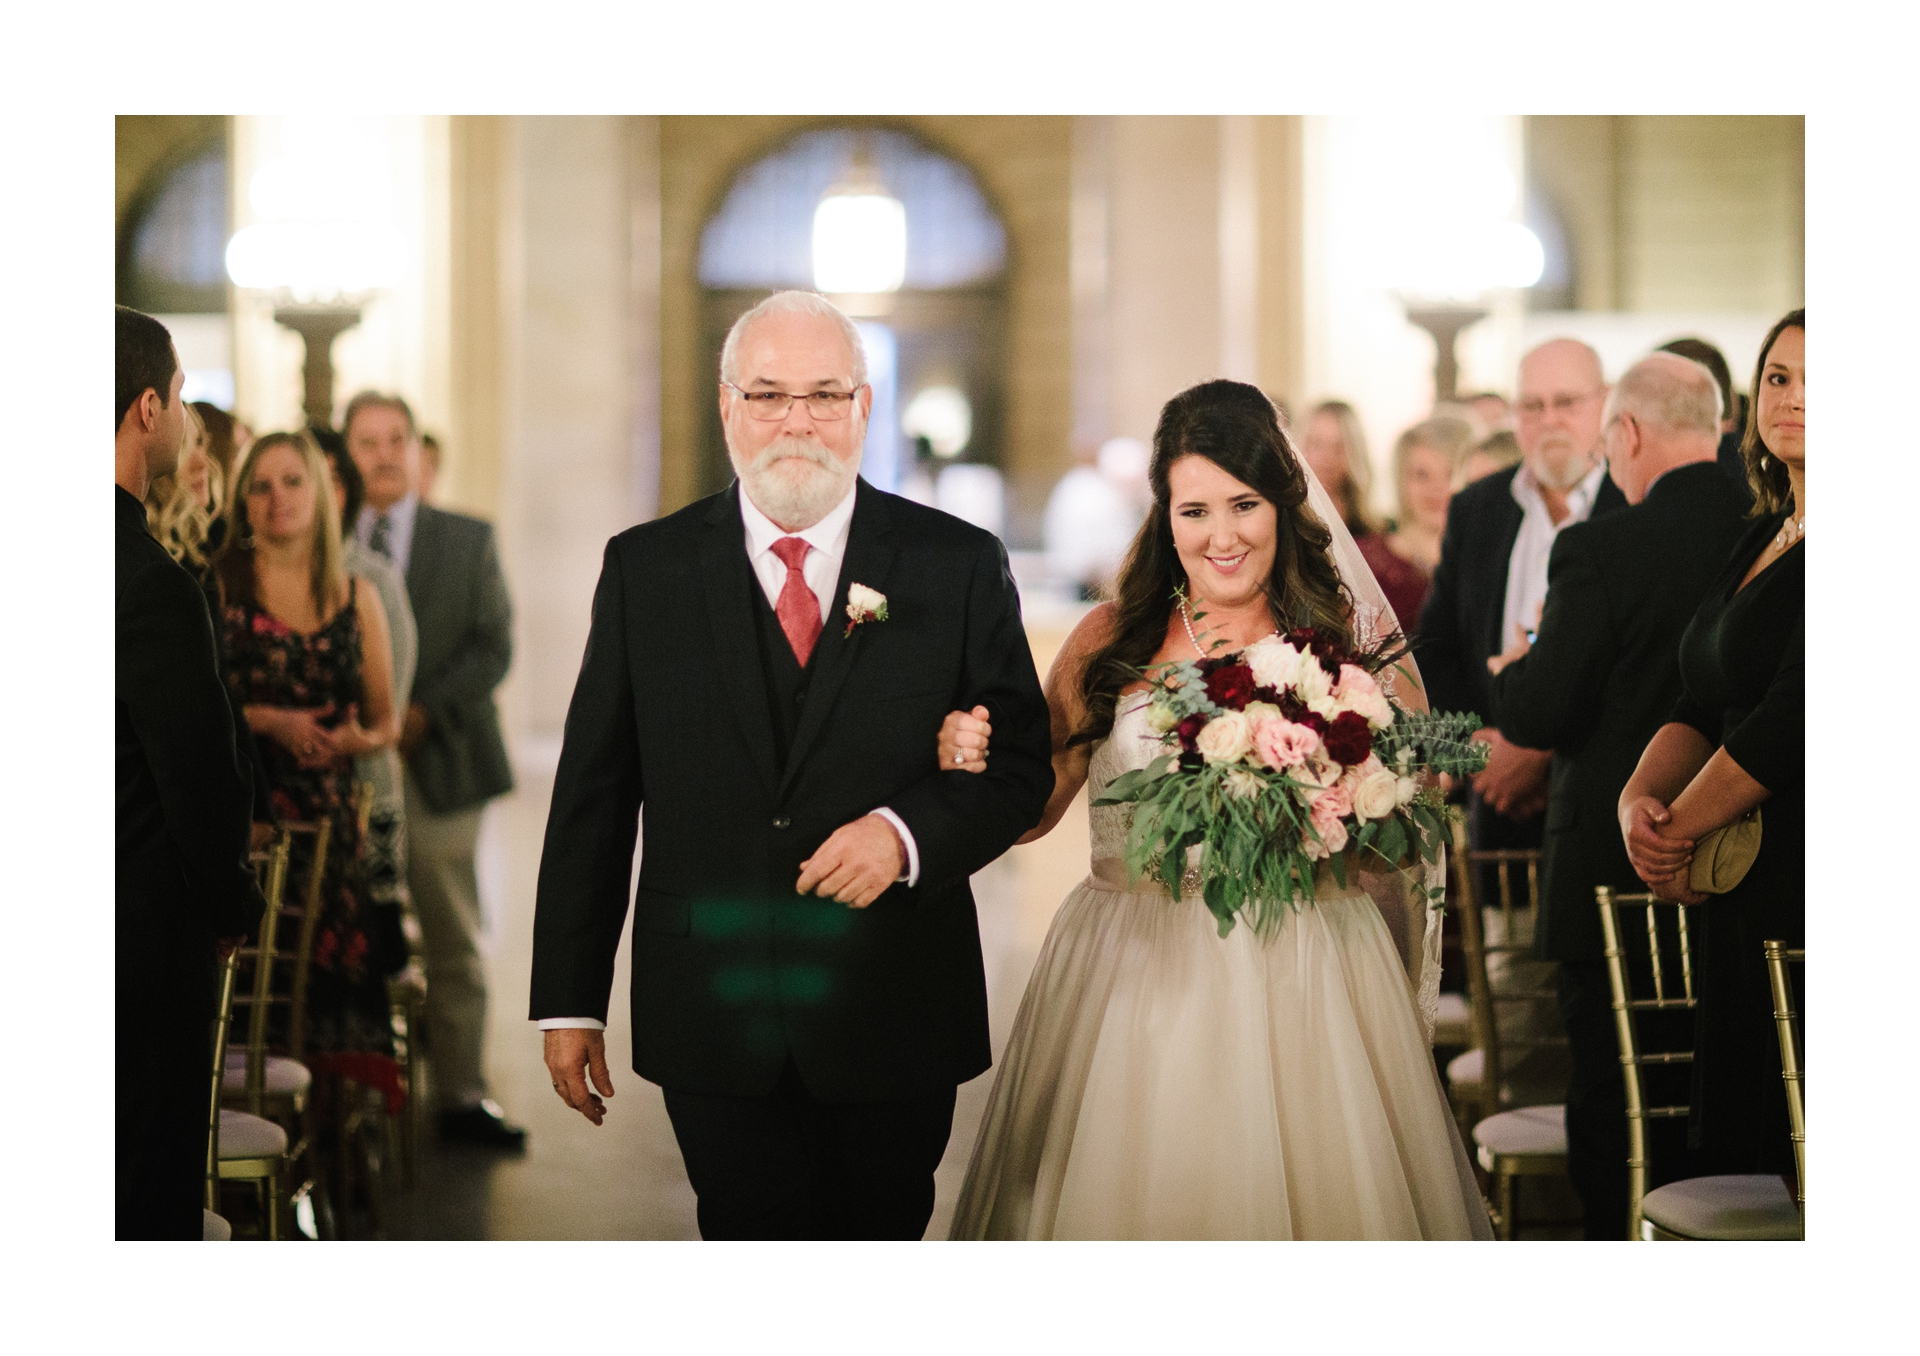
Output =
[
  {"x1": 1641, "y1": 1175, "x2": 1802, "y2": 1241},
  {"x1": 1473, "y1": 1104, "x2": 1567, "y2": 1163},
  {"x1": 222, "y1": 1052, "x2": 313, "y2": 1098},
  {"x1": 218, "y1": 1109, "x2": 288, "y2": 1161},
  {"x1": 203, "y1": 1209, "x2": 231, "y2": 1242},
  {"x1": 1434, "y1": 992, "x2": 1471, "y2": 1046},
  {"x1": 1447, "y1": 1047, "x2": 1484, "y2": 1086}
]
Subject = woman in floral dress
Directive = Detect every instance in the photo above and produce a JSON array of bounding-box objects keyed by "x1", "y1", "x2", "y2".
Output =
[{"x1": 217, "y1": 430, "x2": 403, "y2": 1074}]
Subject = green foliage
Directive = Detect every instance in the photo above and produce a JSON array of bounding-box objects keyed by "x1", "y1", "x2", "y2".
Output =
[{"x1": 1373, "y1": 709, "x2": 1491, "y2": 778}]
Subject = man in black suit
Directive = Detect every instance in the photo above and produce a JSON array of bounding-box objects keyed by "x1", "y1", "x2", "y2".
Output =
[
  {"x1": 115, "y1": 306, "x2": 263, "y2": 1238},
  {"x1": 345, "y1": 392, "x2": 523, "y2": 1147},
  {"x1": 1418, "y1": 338, "x2": 1627, "y2": 864},
  {"x1": 531, "y1": 291, "x2": 1052, "y2": 1239},
  {"x1": 1487, "y1": 352, "x2": 1749, "y2": 1237}
]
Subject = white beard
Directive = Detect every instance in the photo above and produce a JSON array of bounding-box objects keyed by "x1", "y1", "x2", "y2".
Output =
[
  {"x1": 730, "y1": 434, "x2": 860, "y2": 530},
  {"x1": 1528, "y1": 439, "x2": 1597, "y2": 492}
]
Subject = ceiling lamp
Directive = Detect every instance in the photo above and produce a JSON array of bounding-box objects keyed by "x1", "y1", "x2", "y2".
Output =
[{"x1": 813, "y1": 141, "x2": 907, "y2": 296}]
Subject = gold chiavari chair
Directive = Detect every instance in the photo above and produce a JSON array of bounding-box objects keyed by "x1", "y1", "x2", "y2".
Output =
[
  {"x1": 1765, "y1": 940, "x2": 1806, "y2": 1223},
  {"x1": 223, "y1": 827, "x2": 320, "y2": 1231},
  {"x1": 360, "y1": 778, "x2": 426, "y2": 1191},
  {"x1": 207, "y1": 837, "x2": 292, "y2": 1239},
  {"x1": 1443, "y1": 822, "x2": 1569, "y2": 1237},
  {"x1": 1598, "y1": 887, "x2": 1801, "y2": 1240}
]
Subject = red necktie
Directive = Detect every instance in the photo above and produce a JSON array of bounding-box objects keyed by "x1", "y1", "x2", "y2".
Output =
[{"x1": 769, "y1": 536, "x2": 822, "y2": 668}]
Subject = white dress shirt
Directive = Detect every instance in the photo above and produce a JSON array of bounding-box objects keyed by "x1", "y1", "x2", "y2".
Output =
[
  {"x1": 1501, "y1": 460, "x2": 1608, "y2": 652},
  {"x1": 355, "y1": 492, "x2": 421, "y2": 578},
  {"x1": 537, "y1": 483, "x2": 920, "y2": 1034}
]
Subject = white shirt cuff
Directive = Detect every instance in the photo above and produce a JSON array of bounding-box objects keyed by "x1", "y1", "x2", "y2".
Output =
[
  {"x1": 870, "y1": 807, "x2": 920, "y2": 887},
  {"x1": 537, "y1": 1017, "x2": 607, "y2": 1031}
]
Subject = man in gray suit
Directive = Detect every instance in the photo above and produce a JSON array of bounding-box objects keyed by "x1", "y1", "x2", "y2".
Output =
[{"x1": 345, "y1": 391, "x2": 525, "y2": 1148}]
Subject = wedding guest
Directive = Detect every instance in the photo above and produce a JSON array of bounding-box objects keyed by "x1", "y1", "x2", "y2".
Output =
[
  {"x1": 1465, "y1": 391, "x2": 1512, "y2": 439},
  {"x1": 314, "y1": 425, "x2": 419, "y2": 969},
  {"x1": 1486, "y1": 352, "x2": 1748, "y2": 1237},
  {"x1": 345, "y1": 391, "x2": 524, "y2": 1148},
  {"x1": 1456, "y1": 429, "x2": 1522, "y2": 489},
  {"x1": 1620, "y1": 309, "x2": 1804, "y2": 1185},
  {"x1": 1044, "y1": 437, "x2": 1150, "y2": 600},
  {"x1": 192, "y1": 399, "x2": 243, "y2": 487},
  {"x1": 1418, "y1": 339, "x2": 1626, "y2": 868},
  {"x1": 1356, "y1": 415, "x2": 1473, "y2": 636},
  {"x1": 218, "y1": 430, "x2": 405, "y2": 1089},
  {"x1": 1657, "y1": 337, "x2": 1753, "y2": 507},
  {"x1": 116, "y1": 305, "x2": 262, "y2": 1239},
  {"x1": 1298, "y1": 399, "x2": 1377, "y2": 537},
  {"x1": 148, "y1": 404, "x2": 275, "y2": 832}
]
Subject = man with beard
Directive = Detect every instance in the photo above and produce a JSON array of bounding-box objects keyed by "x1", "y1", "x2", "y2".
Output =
[
  {"x1": 1419, "y1": 338, "x2": 1627, "y2": 863},
  {"x1": 529, "y1": 290, "x2": 1053, "y2": 1239}
]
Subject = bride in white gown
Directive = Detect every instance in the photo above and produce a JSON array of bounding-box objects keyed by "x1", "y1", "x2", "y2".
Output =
[{"x1": 943, "y1": 380, "x2": 1492, "y2": 1240}]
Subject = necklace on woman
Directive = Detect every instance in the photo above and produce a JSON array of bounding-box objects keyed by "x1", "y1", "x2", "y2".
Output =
[
  {"x1": 1180, "y1": 596, "x2": 1278, "y2": 659},
  {"x1": 1772, "y1": 512, "x2": 1806, "y2": 552}
]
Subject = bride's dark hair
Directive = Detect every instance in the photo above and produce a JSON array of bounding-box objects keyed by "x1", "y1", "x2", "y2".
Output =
[{"x1": 1074, "y1": 379, "x2": 1355, "y2": 747}]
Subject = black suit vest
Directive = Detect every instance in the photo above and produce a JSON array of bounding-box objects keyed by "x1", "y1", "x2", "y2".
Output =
[{"x1": 748, "y1": 570, "x2": 817, "y2": 770}]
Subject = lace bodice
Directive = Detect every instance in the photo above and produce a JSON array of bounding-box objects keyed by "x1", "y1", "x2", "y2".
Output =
[{"x1": 1087, "y1": 693, "x2": 1159, "y2": 871}]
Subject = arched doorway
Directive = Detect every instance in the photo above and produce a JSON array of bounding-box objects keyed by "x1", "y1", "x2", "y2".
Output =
[{"x1": 697, "y1": 127, "x2": 1010, "y2": 513}]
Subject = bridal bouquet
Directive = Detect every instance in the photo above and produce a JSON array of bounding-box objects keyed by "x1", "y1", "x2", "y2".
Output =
[{"x1": 1092, "y1": 614, "x2": 1489, "y2": 937}]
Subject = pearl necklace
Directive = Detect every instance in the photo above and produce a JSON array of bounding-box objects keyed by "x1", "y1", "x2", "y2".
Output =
[
  {"x1": 1180, "y1": 596, "x2": 1278, "y2": 660},
  {"x1": 1771, "y1": 513, "x2": 1806, "y2": 552}
]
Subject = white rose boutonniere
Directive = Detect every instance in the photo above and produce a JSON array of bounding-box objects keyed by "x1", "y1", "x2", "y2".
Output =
[{"x1": 844, "y1": 583, "x2": 889, "y2": 637}]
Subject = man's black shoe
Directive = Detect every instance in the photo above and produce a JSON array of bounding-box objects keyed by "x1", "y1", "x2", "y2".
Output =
[{"x1": 438, "y1": 1099, "x2": 528, "y2": 1150}]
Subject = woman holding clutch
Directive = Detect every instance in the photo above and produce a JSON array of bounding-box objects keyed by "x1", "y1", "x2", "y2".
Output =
[{"x1": 1617, "y1": 309, "x2": 1804, "y2": 1180}]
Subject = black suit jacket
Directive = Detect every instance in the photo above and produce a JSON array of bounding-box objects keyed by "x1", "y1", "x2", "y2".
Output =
[
  {"x1": 116, "y1": 488, "x2": 263, "y2": 1019},
  {"x1": 1486, "y1": 463, "x2": 1750, "y2": 962},
  {"x1": 404, "y1": 503, "x2": 514, "y2": 814},
  {"x1": 1416, "y1": 463, "x2": 1629, "y2": 726},
  {"x1": 529, "y1": 480, "x2": 1053, "y2": 1102}
]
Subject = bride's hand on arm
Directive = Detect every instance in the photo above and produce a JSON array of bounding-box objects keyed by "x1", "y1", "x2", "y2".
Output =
[
  {"x1": 937, "y1": 707, "x2": 992, "y2": 773},
  {"x1": 1015, "y1": 605, "x2": 1117, "y2": 844}
]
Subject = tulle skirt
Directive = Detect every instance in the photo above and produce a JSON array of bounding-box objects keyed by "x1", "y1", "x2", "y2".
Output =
[{"x1": 950, "y1": 872, "x2": 1493, "y2": 1240}]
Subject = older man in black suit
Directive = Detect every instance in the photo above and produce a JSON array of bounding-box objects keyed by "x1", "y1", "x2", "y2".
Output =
[
  {"x1": 1486, "y1": 352, "x2": 1749, "y2": 1237},
  {"x1": 345, "y1": 392, "x2": 523, "y2": 1147},
  {"x1": 115, "y1": 306, "x2": 264, "y2": 1238},
  {"x1": 1418, "y1": 338, "x2": 1628, "y2": 863},
  {"x1": 531, "y1": 291, "x2": 1053, "y2": 1239}
]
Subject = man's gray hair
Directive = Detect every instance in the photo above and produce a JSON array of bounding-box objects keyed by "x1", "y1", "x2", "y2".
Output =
[
  {"x1": 719, "y1": 290, "x2": 869, "y2": 389},
  {"x1": 1603, "y1": 352, "x2": 1723, "y2": 437}
]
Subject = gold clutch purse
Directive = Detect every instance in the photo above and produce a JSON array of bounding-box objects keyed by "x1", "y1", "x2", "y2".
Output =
[{"x1": 1689, "y1": 807, "x2": 1763, "y2": 894}]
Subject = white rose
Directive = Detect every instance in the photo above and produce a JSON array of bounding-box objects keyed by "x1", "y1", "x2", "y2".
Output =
[
  {"x1": 1144, "y1": 701, "x2": 1180, "y2": 733},
  {"x1": 1195, "y1": 710, "x2": 1254, "y2": 765},
  {"x1": 1353, "y1": 768, "x2": 1400, "y2": 822},
  {"x1": 1348, "y1": 688, "x2": 1394, "y2": 731},
  {"x1": 846, "y1": 583, "x2": 888, "y2": 617},
  {"x1": 1308, "y1": 694, "x2": 1344, "y2": 724},
  {"x1": 1245, "y1": 639, "x2": 1305, "y2": 692},
  {"x1": 1242, "y1": 700, "x2": 1282, "y2": 724},
  {"x1": 1395, "y1": 775, "x2": 1418, "y2": 806}
]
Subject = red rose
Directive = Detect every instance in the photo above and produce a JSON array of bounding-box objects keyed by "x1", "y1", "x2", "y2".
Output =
[
  {"x1": 1324, "y1": 711, "x2": 1374, "y2": 765},
  {"x1": 1204, "y1": 663, "x2": 1257, "y2": 710},
  {"x1": 1176, "y1": 714, "x2": 1207, "y2": 752}
]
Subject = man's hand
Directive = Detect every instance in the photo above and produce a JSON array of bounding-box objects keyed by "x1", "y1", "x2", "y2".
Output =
[
  {"x1": 796, "y1": 814, "x2": 906, "y2": 908},
  {"x1": 1471, "y1": 728, "x2": 1551, "y2": 819},
  {"x1": 398, "y1": 702, "x2": 430, "y2": 760},
  {"x1": 215, "y1": 935, "x2": 248, "y2": 962},
  {"x1": 1486, "y1": 622, "x2": 1533, "y2": 677},
  {"x1": 937, "y1": 706, "x2": 991, "y2": 773},
  {"x1": 1620, "y1": 794, "x2": 1695, "y2": 891},
  {"x1": 544, "y1": 1028, "x2": 615, "y2": 1126}
]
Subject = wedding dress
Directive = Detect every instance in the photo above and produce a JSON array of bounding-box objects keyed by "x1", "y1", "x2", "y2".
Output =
[{"x1": 948, "y1": 692, "x2": 1494, "y2": 1239}]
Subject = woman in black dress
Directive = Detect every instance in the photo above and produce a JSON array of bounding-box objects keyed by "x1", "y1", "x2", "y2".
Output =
[
  {"x1": 1619, "y1": 309, "x2": 1804, "y2": 1179},
  {"x1": 217, "y1": 430, "x2": 404, "y2": 1077}
]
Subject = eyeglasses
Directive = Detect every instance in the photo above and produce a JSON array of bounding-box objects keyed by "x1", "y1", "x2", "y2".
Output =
[
  {"x1": 723, "y1": 383, "x2": 864, "y2": 422},
  {"x1": 1516, "y1": 390, "x2": 1603, "y2": 421}
]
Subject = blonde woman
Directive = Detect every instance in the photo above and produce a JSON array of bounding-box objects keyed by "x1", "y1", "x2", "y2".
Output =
[
  {"x1": 1298, "y1": 399, "x2": 1377, "y2": 537},
  {"x1": 145, "y1": 403, "x2": 225, "y2": 581},
  {"x1": 1356, "y1": 415, "x2": 1475, "y2": 634},
  {"x1": 216, "y1": 430, "x2": 404, "y2": 1067}
]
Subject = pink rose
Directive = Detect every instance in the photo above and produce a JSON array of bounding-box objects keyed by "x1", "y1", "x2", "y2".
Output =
[
  {"x1": 1253, "y1": 717, "x2": 1319, "y2": 770},
  {"x1": 1336, "y1": 663, "x2": 1378, "y2": 697},
  {"x1": 1311, "y1": 784, "x2": 1354, "y2": 822}
]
